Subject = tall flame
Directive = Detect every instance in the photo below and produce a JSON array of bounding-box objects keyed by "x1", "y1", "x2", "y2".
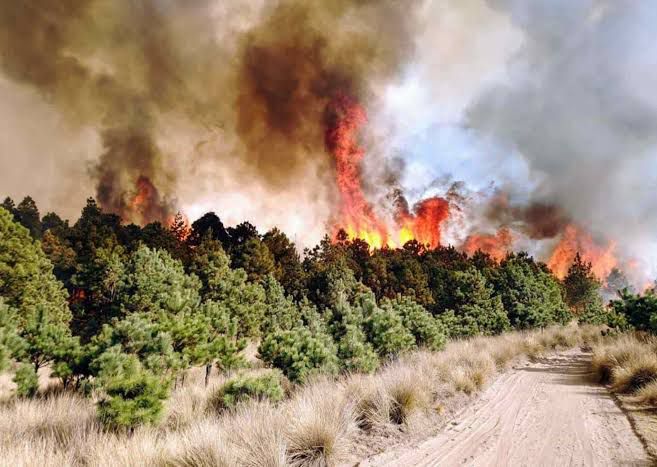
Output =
[
  {"x1": 463, "y1": 227, "x2": 514, "y2": 262},
  {"x1": 325, "y1": 94, "x2": 449, "y2": 249},
  {"x1": 548, "y1": 224, "x2": 618, "y2": 281}
]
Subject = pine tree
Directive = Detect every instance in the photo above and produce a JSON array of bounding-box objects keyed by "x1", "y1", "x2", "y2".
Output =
[
  {"x1": 261, "y1": 274, "x2": 302, "y2": 335},
  {"x1": 564, "y1": 252, "x2": 602, "y2": 314},
  {"x1": 383, "y1": 296, "x2": 446, "y2": 351},
  {"x1": 263, "y1": 227, "x2": 306, "y2": 298},
  {"x1": 258, "y1": 327, "x2": 338, "y2": 383},
  {"x1": 15, "y1": 196, "x2": 42, "y2": 239},
  {"x1": 0, "y1": 207, "x2": 78, "y2": 380},
  {"x1": 438, "y1": 267, "x2": 510, "y2": 337},
  {"x1": 231, "y1": 237, "x2": 276, "y2": 283},
  {"x1": 0, "y1": 300, "x2": 26, "y2": 373},
  {"x1": 93, "y1": 347, "x2": 169, "y2": 429},
  {"x1": 494, "y1": 253, "x2": 570, "y2": 328},
  {"x1": 189, "y1": 236, "x2": 266, "y2": 338},
  {"x1": 364, "y1": 298, "x2": 416, "y2": 358}
]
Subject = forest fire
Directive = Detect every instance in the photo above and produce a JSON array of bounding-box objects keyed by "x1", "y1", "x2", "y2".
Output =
[
  {"x1": 325, "y1": 94, "x2": 449, "y2": 249},
  {"x1": 463, "y1": 228, "x2": 514, "y2": 262},
  {"x1": 126, "y1": 176, "x2": 171, "y2": 226},
  {"x1": 548, "y1": 224, "x2": 618, "y2": 282}
]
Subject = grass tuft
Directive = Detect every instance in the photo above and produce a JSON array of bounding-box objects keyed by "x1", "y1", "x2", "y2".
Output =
[{"x1": 285, "y1": 381, "x2": 355, "y2": 467}]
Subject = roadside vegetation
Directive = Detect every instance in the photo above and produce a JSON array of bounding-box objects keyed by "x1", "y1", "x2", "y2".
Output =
[
  {"x1": 0, "y1": 195, "x2": 649, "y2": 465},
  {"x1": 0, "y1": 325, "x2": 604, "y2": 466}
]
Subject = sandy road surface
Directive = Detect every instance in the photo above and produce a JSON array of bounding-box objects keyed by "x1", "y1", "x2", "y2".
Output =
[{"x1": 361, "y1": 350, "x2": 652, "y2": 467}]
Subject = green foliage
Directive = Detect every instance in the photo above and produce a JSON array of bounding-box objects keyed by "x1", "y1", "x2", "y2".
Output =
[
  {"x1": 493, "y1": 253, "x2": 570, "y2": 328},
  {"x1": 14, "y1": 363, "x2": 39, "y2": 398},
  {"x1": 231, "y1": 236, "x2": 276, "y2": 283},
  {"x1": 336, "y1": 324, "x2": 379, "y2": 373},
  {"x1": 0, "y1": 207, "x2": 78, "y2": 376},
  {"x1": 122, "y1": 245, "x2": 201, "y2": 316},
  {"x1": 438, "y1": 267, "x2": 510, "y2": 337},
  {"x1": 364, "y1": 300, "x2": 416, "y2": 358},
  {"x1": 564, "y1": 253, "x2": 602, "y2": 313},
  {"x1": 383, "y1": 296, "x2": 446, "y2": 351},
  {"x1": 92, "y1": 313, "x2": 179, "y2": 374},
  {"x1": 261, "y1": 274, "x2": 302, "y2": 335},
  {"x1": 208, "y1": 371, "x2": 285, "y2": 412},
  {"x1": 41, "y1": 230, "x2": 77, "y2": 285},
  {"x1": 70, "y1": 242, "x2": 127, "y2": 340},
  {"x1": 15, "y1": 196, "x2": 42, "y2": 239},
  {"x1": 189, "y1": 236, "x2": 266, "y2": 338},
  {"x1": 610, "y1": 289, "x2": 657, "y2": 332},
  {"x1": 258, "y1": 327, "x2": 338, "y2": 383},
  {"x1": 579, "y1": 301, "x2": 630, "y2": 330},
  {"x1": 263, "y1": 227, "x2": 306, "y2": 298},
  {"x1": 0, "y1": 300, "x2": 25, "y2": 373},
  {"x1": 94, "y1": 347, "x2": 169, "y2": 429}
]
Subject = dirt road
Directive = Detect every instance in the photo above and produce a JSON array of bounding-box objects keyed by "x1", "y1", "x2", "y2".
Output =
[{"x1": 362, "y1": 350, "x2": 652, "y2": 467}]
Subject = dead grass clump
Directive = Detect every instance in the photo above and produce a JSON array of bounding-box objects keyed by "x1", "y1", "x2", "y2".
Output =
[
  {"x1": 579, "y1": 324, "x2": 606, "y2": 349},
  {"x1": 0, "y1": 437, "x2": 74, "y2": 467},
  {"x1": 591, "y1": 350, "x2": 617, "y2": 384},
  {"x1": 164, "y1": 384, "x2": 212, "y2": 430},
  {"x1": 537, "y1": 326, "x2": 579, "y2": 350},
  {"x1": 82, "y1": 428, "x2": 164, "y2": 467},
  {"x1": 161, "y1": 418, "x2": 235, "y2": 467},
  {"x1": 382, "y1": 367, "x2": 431, "y2": 426},
  {"x1": 285, "y1": 381, "x2": 355, "y2": 467},
  {"x1": 521, "y1": 335, "x2": 545, "y2": 360},
  {"x1": 590, "y1": 335, "x2": 646, "y2": 384},
  {"x1": 343, "y1": 375, "x2": 387, "y2": 431},
  {"x1": 489, "y1": 336, "x2": 523, "y2": 370},
  {"x1": 634, "y1": 380, "x2": 657, "y2": 406},
  {"x1": 457, "y1": 353, "x2": 496, "y2": 391},
  {"x1": 611, "y1": 353, "x2": 657, "y2": 394},
  {"x1": 225, "y1": 402, "x2": 287, "y2": 467},
  {"x1": 0, "y1": 392, "x2": 97, "y2": 450}
]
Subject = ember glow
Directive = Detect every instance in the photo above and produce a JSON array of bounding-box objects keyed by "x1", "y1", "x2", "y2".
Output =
[{"x1": 325, "y1": 94, "x2": 449, "y2": 249}]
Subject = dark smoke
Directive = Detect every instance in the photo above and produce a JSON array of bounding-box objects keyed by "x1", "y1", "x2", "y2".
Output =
[
  {"x1": 234, "y1": 0, "x2": 420, "y2": 188},
  {"x1": 0, "y1": 0, "x2": 422, "y2": 223},
  {"x1": 485, "y1": 193, "x2": 570, "y2": 240},
  {"x1": 0, "y1": 1, "x2": 224, "y2": 223}
]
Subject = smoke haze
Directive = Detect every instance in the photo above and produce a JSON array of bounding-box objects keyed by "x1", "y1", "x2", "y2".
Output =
[{"x1": 1, "y1": 0, "x2": 656, "y2": 281}]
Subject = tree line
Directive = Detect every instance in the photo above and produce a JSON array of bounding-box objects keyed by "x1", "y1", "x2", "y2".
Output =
[{"x1": 0, "y1": 195, "x2": 650, "y2": 428}]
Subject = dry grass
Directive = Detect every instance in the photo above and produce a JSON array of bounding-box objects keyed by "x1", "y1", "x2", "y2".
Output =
[
  {"x1": 285, "y1": 380, "x2": 355, "y2": 467},
  {"x1": 0, "y1": 325, "x2": 602, "y2": 466},
  {"x1": 635, "y1": 380, "x2": 657, "y2": 405},
  {"x1": 590, "y1": 333, "x2": 657, "y2": 396},
  {"x1": 590, "y1": 334, "x2": 650, "y2": 385},
  {"x1": 612, "y1": 353, "x2": 657, "y2": 394},
  {"x1": 226, "y1": 403, "x2": 287, "y2": 467}
]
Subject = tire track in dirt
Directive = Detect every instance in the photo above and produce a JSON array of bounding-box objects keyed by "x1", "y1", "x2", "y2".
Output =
[{"x1": 361, "y1": 350, "x2": 652, "y2": 467}]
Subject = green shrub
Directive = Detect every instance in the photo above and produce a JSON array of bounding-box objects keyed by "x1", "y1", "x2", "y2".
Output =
[
  {"x1": 364, "y1": 307, "x2": 415, "y2": 358},
  {"x1": 94, "y1": 348, "x2": 170, "y2": 429},
  {"x1": 383, "y1": 296, "x2": 446, "y2": 351},
  {"x1": 208, "y1": 371, "x2": 285, "y2": 412},
  {"x1": 258, "y1": 328, "x2": 339, "y2": 383},
  {"x1": 14, "y1": 363, "x2": 38, "y2": 397},
  {"x1": 336, "y1": 324, "x2": 379, "y2": 373}
]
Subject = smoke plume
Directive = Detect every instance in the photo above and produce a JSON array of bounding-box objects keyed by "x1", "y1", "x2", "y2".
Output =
[
  {"x1": 467, "y1": 0, "x2": 657, "y2": 277},
  {"x1": 0, "y1": 0, "x2": 421, "y2": 225}
]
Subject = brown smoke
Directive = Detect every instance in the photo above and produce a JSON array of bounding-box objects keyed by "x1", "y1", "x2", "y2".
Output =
[
  {"x1": 0, "y1": 0, "x2": 421, "y2": 224},
  {"x1": 233, "y1": 0, "x2": 419, "y2": 187},
  {"x1": 485, "y1": 192, "x2": 570, "y2": 240}
]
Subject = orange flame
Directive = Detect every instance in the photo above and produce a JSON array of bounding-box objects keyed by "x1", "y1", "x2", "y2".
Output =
[
  {"x1": 463, "y1": 227, "x2": 513, "y2": 262},
  {"x1": 548, "y1": 224, "x2": 617, "y2": 281},
  {"x1": 326, "y1": 94, "x2": 449, "y2": 249}
]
